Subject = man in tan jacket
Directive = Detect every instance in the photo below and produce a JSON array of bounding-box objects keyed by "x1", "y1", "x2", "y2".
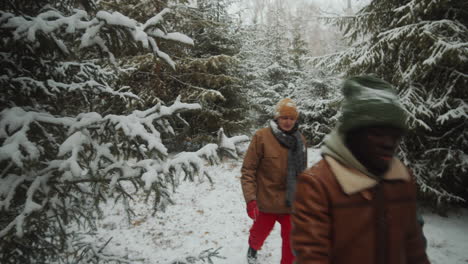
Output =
[
  {"x1": 241, "y1": 98, "x2": 307, "y2": 264},
  {"x1": 291, "y1": 75, "x2": 430, "y2": 264}
]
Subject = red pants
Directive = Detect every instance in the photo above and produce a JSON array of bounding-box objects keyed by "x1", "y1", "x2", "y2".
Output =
[{"x1": 248, "y1": 212, "x2": 294, "y2": 264}]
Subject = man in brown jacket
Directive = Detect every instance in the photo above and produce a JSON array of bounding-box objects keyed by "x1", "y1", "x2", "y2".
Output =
[
  {"x1": 241, "y1": 98, "x2": 307, "y2": 264},
  {"x1": 291, "y1": 76, "x2": 430, "y2": 264}
]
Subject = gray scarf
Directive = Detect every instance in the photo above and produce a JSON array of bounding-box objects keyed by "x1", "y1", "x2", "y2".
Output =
[{"x1": 270, "y1": 120, "x2": 307, "y2": 207}]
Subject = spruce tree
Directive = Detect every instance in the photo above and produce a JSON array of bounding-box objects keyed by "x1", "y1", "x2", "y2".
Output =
[
  {"x1": 0, "y1": 1, "x2": 245, "y2": 262},
  {"x1": 236, "y1": 4, "x2": 342, "y2": 141},
  {"x1": 316, "y1": 0, "x2": 468, "y2": 207},
  {"x1": 87, "y1": 0, "x2": 250, "y2": 150},
  {"x1": 170, "y1": 0, "x2": 249, "y2": 148}
]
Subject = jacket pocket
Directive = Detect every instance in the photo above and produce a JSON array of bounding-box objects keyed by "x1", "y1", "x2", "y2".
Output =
[
  {"x1": 261, "y1": 155, "x2": 280, "y2": 170},
  {"x1": 260, "y1": 155, "x2": 286, "y2": 189}
]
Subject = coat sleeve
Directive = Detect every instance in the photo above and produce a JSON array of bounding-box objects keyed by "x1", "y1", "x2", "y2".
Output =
[
  {"x1": 405, "y1": 217, "x2": 430, "y2": 264},
  {"x1": 405, "y1": 183, "x2": 431, "y2": 263},
  {"x1": 240, "y1": 133, "x2": 263, "y2": 203},
  {"x1": 292, "y1": 171, "x2": 331, "y2": 264},
  {"x1": 404, "y1": 171, "x2": 430, "y2": 264}
]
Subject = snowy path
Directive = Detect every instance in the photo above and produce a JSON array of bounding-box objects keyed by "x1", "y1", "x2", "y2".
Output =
[
  {"x1": 95, "y1": 148, "x2": 468, "y2": 264},
  {"x1": 96, "y1": 157, "x2": 269, "y2": 264},
  {"x1": 424, "y1": 210, "x2": 468, "y2": 263}
]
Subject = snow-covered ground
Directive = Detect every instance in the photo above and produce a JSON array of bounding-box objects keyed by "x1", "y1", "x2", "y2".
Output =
[{"x1": 94, "y1": 148, "x2": 468, "y2": 263}]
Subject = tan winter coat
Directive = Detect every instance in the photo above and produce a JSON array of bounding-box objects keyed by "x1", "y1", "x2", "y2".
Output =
[
  {"x1": 241, "y1": 127, "x2": 306, "y2": 214},
  {"x1": 291, "y1": 156, "x2": 430, "y2": 264}
]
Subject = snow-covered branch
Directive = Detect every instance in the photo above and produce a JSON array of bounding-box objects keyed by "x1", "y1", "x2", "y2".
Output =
[
  {"x1": 0, "y1": 97, "x2": 250, "y2": 244},
  {"x1": 312, "y1": 0, "x2": 468, "y2": 206},
  {"x1": 1, "y1": 8, "x2": 193, "y2": 68},
  {"x1": 0, "y1": 3, "x2": 206, "y2": 263},
  {"x1": 217, "y1": 128, "x2": 249, "y2": 159}
]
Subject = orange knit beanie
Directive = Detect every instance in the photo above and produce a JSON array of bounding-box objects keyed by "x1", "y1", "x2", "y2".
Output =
[{"x1": 274, "y1": 98, "x2": 298, "y2": 119}]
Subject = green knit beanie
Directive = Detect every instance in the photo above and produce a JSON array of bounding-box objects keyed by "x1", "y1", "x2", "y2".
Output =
[{"x1": 338, "y1": 75, "x2": 408, "y2": 134}]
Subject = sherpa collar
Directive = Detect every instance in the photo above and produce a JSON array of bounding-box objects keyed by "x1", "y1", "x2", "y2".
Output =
[
  {"x1": 324, "y1": 155, "x2": 410, "y2": 195},
  {"x1": 320, "y1": 129, "x2": 410, "y2": 194}
]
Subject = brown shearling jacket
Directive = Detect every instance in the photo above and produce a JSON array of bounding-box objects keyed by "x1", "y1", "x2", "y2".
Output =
[
  {"x1": 291, "y1": 156, "x2": 430, "y2": 264},
  {"x1": 241, "y1": 127, "x2": 306, "y2": 214}
]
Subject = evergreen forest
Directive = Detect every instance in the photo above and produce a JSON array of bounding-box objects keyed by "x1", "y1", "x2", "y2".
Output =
[{"x1": 0, "y1": 0, "x2": 467, "y2": 262}]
